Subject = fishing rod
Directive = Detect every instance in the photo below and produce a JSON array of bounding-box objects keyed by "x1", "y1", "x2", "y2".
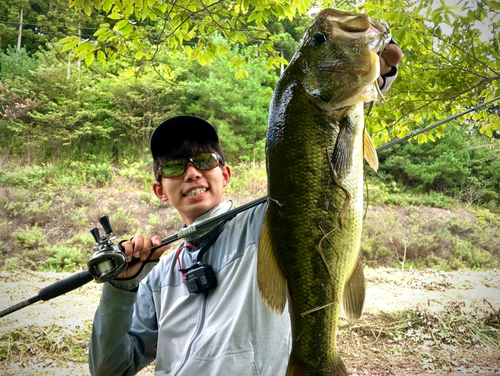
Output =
[
  {"x1": 1, "y1": 96, "x2": 499, "y2": 318},
  {"x1": 376, "y1": 96, "x2": 500, "y2": 152},
  {"x1": 0, "y1": 197, "x2": 267, "y2": 318}
]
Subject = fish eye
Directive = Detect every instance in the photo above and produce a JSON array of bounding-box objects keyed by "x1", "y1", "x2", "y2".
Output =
[{"x1": 312, "y1": 32, "x2": 327, "y2": 46}]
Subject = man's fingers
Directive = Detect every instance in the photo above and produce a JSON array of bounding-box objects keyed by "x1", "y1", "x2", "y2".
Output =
[
  {"x1": 381, "y1": 43, "x2": 402, "y2": 67},
  {"x1": 132, "y1": 234, "x2": 144, "y2": 259},
  {"x1": 149, "y1": 235, "x2": 171, "y2": 260},
  {"x1": 379, "y1": 56, "x2": 390, "y2": 76}
]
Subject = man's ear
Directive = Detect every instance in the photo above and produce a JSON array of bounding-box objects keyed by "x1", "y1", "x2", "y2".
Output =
[
  {"x1": 222, "y1": 165, "x2": 231, "y2": 187},
  {"x1": 153, "y1": 181, "x2": 169, "y2": 202}
]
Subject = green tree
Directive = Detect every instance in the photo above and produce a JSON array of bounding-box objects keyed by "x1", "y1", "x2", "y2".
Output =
[
  {"x1": 350, "y1": 0, "x2": 500, "y2": 145},
  {"x1": 0, "y1": 0, "x2": 104, "y2": 53},
  {"x1": 62, "y1": 0, "x2": 500, "y2": 144},
  {"x1": 183, "y1": 44, "x2": 277, "y2": 162},
  {"x1": 61, "y1": 0, "x2": 310, "y2": 78},
  {"x1": 378, "y1": 126, "x2": 500, "y2": 206}
]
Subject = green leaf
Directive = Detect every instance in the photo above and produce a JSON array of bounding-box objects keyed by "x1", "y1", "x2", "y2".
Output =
[
  {"x1": 73, "y1": 41, "x2": 90, "y2": 57},
  {"x1": 84, "y1": 2, "x2": 92, "y2": 16},
  {"x1": 85, "y1": 51, "x2": 95, "y2": 66},
  {"x1": 114, "y1": 20, "x2": 129, "y2": 30},
  {"x1": 102, "y1": 0, "x2": 112, "y2": 12},
  {"x1": 60, "y1": 36, "x2": 78, "y2": 44},
  {"x1": 96, "y1": 50, "x2": 106, "y2": 65},
  {"x1": 108, "y1": 12, "x2": 122, "y2": 19},
  {"x1": 91, "y1": 0, "x2": 102, "y2": 9}
]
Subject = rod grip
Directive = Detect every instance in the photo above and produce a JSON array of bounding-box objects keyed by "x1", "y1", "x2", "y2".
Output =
[{"x1": 38, "y1": 271, "x2": 94, "y2": 301}]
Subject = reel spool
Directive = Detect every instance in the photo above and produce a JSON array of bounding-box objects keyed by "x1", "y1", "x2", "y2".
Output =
[{"x1": 87, "y1": 215, "x2": 127, "y2": 283}]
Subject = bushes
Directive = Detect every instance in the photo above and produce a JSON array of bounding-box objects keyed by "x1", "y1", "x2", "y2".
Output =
[
  {"x1": 361, "y1": 207, "x2": 500, "y2": 271},
  {"x1": 376, "y1": 127, "x2": 500, "y2": 209}
]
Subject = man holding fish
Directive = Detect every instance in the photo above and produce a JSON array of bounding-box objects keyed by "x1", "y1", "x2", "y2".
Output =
[{"x1": 89, "y1": 9, "x2": 402, "y2": 376}]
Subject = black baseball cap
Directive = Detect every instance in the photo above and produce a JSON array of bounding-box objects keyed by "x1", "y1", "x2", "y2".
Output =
[{"x1": 150, "y1": 115, "x2": 219, "y2": 159}]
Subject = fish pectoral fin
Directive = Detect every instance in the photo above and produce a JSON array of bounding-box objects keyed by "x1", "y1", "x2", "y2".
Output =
[
  {"x1": 330, "y1": 117, "x2": 354, "y2": 179},
  {"x1": 342, "y1": 258, "x2": 366, "y2": 321},
  {"x1": 257, "y1": 212, "x2": 287, "y2": 315},
  {"x1": 363, "y1": 127, "x2": 379, "y2": 172}
]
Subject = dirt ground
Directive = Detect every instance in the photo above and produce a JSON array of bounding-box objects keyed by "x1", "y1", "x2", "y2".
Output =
[{"x1": 0, "y1": 268, "x2": 499, "y2": 376}]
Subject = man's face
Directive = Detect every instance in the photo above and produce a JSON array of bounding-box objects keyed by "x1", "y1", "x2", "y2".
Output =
[{"x1": 153, "y1": 160, "x2": 231, "y2": 226}]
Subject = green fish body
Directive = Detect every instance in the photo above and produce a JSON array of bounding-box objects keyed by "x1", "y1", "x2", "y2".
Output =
[{"x1": 258, "y1": 9, "x2": 390, "y2": 376}]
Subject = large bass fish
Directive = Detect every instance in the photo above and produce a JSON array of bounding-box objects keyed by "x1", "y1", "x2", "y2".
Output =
[{"x1": 258, "y1": 9, "x2": 390, "y2": 376}]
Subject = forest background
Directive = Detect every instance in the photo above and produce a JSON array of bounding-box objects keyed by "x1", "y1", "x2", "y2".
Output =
[{"x1": 0, "y1": 0, "x2": 499, "y2": 273}]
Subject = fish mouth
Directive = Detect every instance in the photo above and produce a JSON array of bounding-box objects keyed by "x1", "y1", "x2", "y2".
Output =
[{"x1": 183, "y1": 187, "x2": 208, "y2": 197}]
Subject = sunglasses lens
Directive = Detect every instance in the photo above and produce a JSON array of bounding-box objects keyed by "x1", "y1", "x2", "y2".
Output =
[
  {"x1": 159, "y1": 153, "x2": 220, "y2": 179},
  {"x1": 192, "y1": 153, "x2": 219, "y2": 170},
  {"x1": 161, "y1": 159, "x2": 187, "y2": 178}
]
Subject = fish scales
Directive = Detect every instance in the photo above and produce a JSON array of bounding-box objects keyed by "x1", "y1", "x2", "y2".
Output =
[{"x1": 257, "y1": 8, "x2": 389, "y2": 376}]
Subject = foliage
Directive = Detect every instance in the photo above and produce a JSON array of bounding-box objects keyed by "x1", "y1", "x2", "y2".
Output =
[
  {"x1": 184, "y1": 45, "x2": 277, "y2": 161},
  {"x1": 361, "y1": 207, "x2": 500, "y2": 270},
  {"x1": 59, "y1": 0, "x2": 500, "y2": 145},
  {"x1": 340, "y1": 0, "x2": 500, "y2": 146},
  {"x1": 0, "y1": 323, "x2": 91, "y2": 364},
  {"x1": 225, "y1": 160, "x2": 267, "y2": 196},
  {"x1": 44, "y1": 245, "x2": 83, "y2": 272},
  {"x1": 375, "y1": 127, "x2": 500, "y2": 206},
  {"x1": 0, "y1": 46, "x2": 38, "y2": 79},
  {"x1": 62, "y1": 0, "x2": 310, "y2": 78},
  {"x1": 350, "y1": 303, "x2": 500, "y2": 358}
]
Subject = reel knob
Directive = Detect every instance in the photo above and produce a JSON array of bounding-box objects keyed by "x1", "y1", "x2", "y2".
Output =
[
  {"x1": 99, "y1": 215, "x2": 113, "y2": 235},
  {"x1": 90, "y1": 227, "x2": 100, "y2": 242}
]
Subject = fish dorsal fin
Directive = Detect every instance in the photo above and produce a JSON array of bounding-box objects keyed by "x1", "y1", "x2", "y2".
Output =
[
  {"x1": 257, "y1": 211, "x2": 287, "y2": 315},
  {"x1": 342, "y1": 258, "x2": 366, "y2": 321},
  {"x1": 363, "y1": 127, "x2": 379, "y2": 172},
  {"x1": 331, "y1": 116, "x2": 355, "y2": 179}
]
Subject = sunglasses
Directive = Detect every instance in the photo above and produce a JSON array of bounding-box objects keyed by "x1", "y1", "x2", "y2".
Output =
[{"x1": 158, "y1": 152, "x2": 222, "y2": 179}]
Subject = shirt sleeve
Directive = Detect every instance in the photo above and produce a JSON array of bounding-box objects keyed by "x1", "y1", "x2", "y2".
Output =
[{"x1": 88, "y1": 280, "x2": 158, "y2": 376}]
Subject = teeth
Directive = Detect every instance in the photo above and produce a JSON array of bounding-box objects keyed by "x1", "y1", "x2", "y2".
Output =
[{"x1": 185, "y1": 188, "x2": 207, "y2": 197}]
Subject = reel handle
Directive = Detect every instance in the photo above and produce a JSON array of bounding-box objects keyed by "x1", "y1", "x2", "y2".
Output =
[
  {"x1": 90, "y1": 227, "x2": 100, "y2": 242},
  {"x1": 99, "y1": 215, "x2": 113, "y2": 235}
]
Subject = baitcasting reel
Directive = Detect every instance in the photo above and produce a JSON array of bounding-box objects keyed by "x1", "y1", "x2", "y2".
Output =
[{"x1": 87, "y1": 215, "x2": 127, "y2": 283}]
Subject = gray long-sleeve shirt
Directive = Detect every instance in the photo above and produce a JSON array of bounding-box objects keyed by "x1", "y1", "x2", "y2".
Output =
[{"x1": 89, "y1": 201, "x2": 292, "y2": 376}]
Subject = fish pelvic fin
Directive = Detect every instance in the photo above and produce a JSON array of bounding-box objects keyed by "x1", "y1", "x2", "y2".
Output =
[
  {"x1": 342, "y1": 258, "x2": 366, "y2": 321},
  {"x1": 257, "y1": 211, "x2": 287, "y2": 315},
  {"x1": 363, "y1": 127, "x2": 379, "y2": 172},
  {"x1": 286, "y1": 356, "x2": 348, "y2": 376}
]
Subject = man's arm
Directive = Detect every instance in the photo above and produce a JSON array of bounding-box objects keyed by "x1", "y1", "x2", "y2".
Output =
[
  {"x1": 89, "y1": 281, "x2": 159, "y2": 376},
  {"x1": 89, "y1": 236, "x2": 169, "y2": 376}
]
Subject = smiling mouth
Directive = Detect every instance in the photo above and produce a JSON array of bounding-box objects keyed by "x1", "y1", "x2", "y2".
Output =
[{"x1": 184, "y1": 187, "x2": 208, "y2": 197}]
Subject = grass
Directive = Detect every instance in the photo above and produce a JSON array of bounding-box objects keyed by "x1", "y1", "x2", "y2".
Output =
[
  {"x1": 345, "y1": 305, "x2": 500, "y2": 351},
  {"x1": 0, "y1": 323, "x2": 92, "y2": 365}
]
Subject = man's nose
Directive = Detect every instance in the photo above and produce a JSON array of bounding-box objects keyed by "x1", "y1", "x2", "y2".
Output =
[{"x1": 183, "y1": 162, "x2": 201, "y2": 180}]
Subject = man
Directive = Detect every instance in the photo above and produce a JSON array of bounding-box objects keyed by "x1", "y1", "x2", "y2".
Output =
[{"x1": 89, "y1": 44, "x2": 402, "y2": 376}]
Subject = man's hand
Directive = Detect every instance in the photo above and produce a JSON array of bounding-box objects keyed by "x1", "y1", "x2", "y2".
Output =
[
  {"x1": 378, "y1": 42, "x2": 403, "y2": 88},
  {"x1": 117, "y1": 234, "x2": 170, "y2": 279}
]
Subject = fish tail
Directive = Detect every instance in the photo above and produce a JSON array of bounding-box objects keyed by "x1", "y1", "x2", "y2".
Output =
[{"x1": 286, "y1": 356, "x2": 348, "y2": 376}]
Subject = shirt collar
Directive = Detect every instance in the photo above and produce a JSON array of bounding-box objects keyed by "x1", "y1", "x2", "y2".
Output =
[{"x1": 180, "y1": 200, "x2": 234, "y2": 242}]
